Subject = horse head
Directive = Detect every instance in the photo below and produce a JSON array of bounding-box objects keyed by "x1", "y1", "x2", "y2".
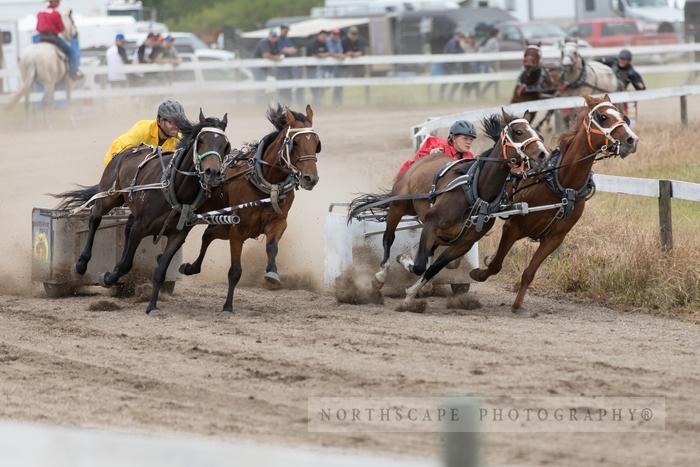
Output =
[
  {"x1": 61, "y1": 10, "x2": 78, "y2": 42},
  {"x1": 582, "y1": 95, "x2": 638, "y2": 158},
  {"x1": 281, "y1": 104, "x2": 320, "y2": 190},
  {"x1": 499, "y1": 109, "x2": 551, "y2": 176},
  {"x1": 560, "y1": 38, "x2": 579, "y2": 70},
  {"x1": 523, "y1": 41, "x2": 542, "y2": 72},
  {"x1": 186, "y1": 109, "x2": 230, "y2": 189}
]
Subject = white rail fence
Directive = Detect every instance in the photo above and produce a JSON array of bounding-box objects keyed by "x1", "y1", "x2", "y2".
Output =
[{"x1": 1, "y1": 43, "x2": 700, "y2": 104}]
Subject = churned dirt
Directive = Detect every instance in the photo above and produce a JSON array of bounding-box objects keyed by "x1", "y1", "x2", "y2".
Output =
[{"x1": 0, "y1": 96, "x2": 699, "y2": 467}]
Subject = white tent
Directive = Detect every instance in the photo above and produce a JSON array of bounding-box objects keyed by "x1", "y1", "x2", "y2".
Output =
[{"x1": 241, "y1": 17, "x2": 368, "y2": 39}]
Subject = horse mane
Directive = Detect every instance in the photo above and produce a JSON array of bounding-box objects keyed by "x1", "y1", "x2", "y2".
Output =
[
  {"x1": 176, "y1": 115, "x2": 226, "y2": 152},
  {"x1": 266, "y1": 104, "x2": 307, "y2": 131},
  {"x1": 480, "y1": 113, "x2": 509, "y2": 143}
]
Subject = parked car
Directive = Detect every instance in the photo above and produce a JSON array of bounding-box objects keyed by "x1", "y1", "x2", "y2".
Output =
[{"x1": 566, "y1": 17, "x2": 680, "y2": 48}]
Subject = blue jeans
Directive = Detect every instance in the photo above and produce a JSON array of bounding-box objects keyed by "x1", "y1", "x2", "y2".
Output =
[{"x1": 39, "y1": 33, "x2": 77, "y2": 76}]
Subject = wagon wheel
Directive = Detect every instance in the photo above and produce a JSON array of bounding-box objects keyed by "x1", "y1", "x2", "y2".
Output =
[
  {"x1": 43, "y1": 282, "x2": 76, "y2": 298},
  {"x1": 161, "y1": 281, "x2": 176, "y2": 295},
  {"x1": 451, "y1": 283, "x2": 470, "y2": 295}
]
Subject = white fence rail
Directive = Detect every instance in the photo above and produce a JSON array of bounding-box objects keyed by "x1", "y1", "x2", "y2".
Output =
[{"x1": 2, "y1": 41, "x2": 698, "y2": 80}]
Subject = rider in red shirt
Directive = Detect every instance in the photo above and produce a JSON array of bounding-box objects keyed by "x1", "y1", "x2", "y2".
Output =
[
  {"x1": 397, "y1": 120, "x2": 477, "y2": 178},
  {"x1": 36, "y1": 0, "x2": 81, "y2": 79}
]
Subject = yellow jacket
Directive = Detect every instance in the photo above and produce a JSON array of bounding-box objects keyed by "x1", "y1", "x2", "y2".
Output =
[{"x1": 103, "y1": 119, "x2": 181, "y2": 166}]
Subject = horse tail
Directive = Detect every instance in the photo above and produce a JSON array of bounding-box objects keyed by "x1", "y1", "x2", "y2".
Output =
[
  {"x1": 51, "y1": 185, "x2": 100, "y2": 210},
  {"x1": 347, "y1": 191, "x2": 393, "y2": 224},
  {"x1": 5, "y1": 60, "x2": 37, "y2": 110}
]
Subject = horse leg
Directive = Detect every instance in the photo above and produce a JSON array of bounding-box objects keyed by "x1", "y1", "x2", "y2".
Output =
[
  {"x1": 99, "y1": 219, "x2": 144, "y2": 287},
  {"x1": 401, "y1": 221, "x2": 439, "y2": 276},
  {"x1": 512, "y1": 234, "x2": 565, "y2": 311},
  {"x1": 470, "y1": 221, "x2": 522, "y2": 282},
  {"x1": 401, "y1": 238, "x2": 474, "y2": 310},
  {"x1": 179, "y1": 225, "x2": 226, "y2": 275},
  {"x1": 42, "y1": 82, "x2": 55, "y2": 110},
  {"x1": 222, "y1": 235, "x2": 244, "y2": 313},
  {"x1": 146, "y1": 231, "x2": 188, "y2": 315},
  {"x1": 75, "y1": 198, "x2": 117, "y2": 275},
  {"x1": 374, "y1": 206, "x2": 403, "y2": 289},
  {"x1": 263, "y1": 219, "x2": 287, "y2": 286}
]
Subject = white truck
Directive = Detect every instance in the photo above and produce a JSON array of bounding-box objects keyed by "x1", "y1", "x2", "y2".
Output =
[{"x1": 479, "y1": 0, "x2": 683, "y2": 34}]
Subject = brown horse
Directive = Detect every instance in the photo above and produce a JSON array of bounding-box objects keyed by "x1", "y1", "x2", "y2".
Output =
[
  {"x1": 54, "y1": 111, "x2": 229, "y2": 314},
  {"x1": 349, "y1": 111, "x2": 550, "y2": 311},
  {"x1": 179, "y1": 105, "x2": 320, "y2": 313},
  {"x1": 470, "y1": 94, "x2": 639, "y2": 310},
  {"x1": 512, "y1": 42, "x2": 560, "y2": 130}
]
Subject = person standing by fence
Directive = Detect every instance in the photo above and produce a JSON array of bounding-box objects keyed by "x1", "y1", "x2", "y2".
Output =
[
  {"x1": 439, "y1": 29, "x2": 465, "y2": 101},
  {"x1": 306, "y1": 30, "x2": 330, "y2": 106},
  {"x1": 276, "y1": 24, "x2": 300, "y2": 105},
  {"x1": 342, "y1": 26, "x2": 366, "y2": 77},
  {"x1": 326, "y1": 28, "x2": 345, "y2": 105},
  {"x1": 105, "y1": 33, "x2": 130, "y2": 88},
  {"x1": 477, "y1": 25, "x2": 500, "y2": 99},
  {"x1": 253, "y1": 29, "x2": 282, "y2": 103}
]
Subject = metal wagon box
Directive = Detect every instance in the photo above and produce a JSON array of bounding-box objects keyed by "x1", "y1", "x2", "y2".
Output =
[
  {"x1": 324, "y1": 204, "x2": 479, "y2": 296},
  {"x1": 32, "y1": 207, "x2": 181, "y2": 296}
]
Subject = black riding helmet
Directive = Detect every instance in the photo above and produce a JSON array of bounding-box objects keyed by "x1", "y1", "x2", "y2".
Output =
[
  {"x1": 157, "y1": 99, "x2": 187, "y2": 127},
  {"x1": 449, "y1": 120, "x2": 477, "y2": 139},
  {"x1": 618, "y1": 49, "x2": 632, "y2": 61}
]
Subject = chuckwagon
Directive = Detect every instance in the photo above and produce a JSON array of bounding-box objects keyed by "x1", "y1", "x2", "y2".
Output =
[
  {"x1": 31, "y1": 207, "x2": 181, "y2": 297},
  {"x1": 324, "y1": 203, "x2": 479, "y2": 296}
]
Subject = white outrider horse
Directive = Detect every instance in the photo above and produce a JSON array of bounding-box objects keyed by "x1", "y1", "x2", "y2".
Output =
[
  {"x1": 6, "y1": 10, "x2": 77, "y2": 110},
  {"x1": 558, "y1": 39, "x2": 621, "y2": 97}
]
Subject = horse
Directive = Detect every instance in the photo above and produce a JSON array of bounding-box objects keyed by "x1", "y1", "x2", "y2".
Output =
[
  {"x1": 6, "y1": 10, "x2": 77, "y2": 110},
  {"x1": 54, "y1": 111, "x2": 230, "y2": 314},
  {"x1": 470, "y1": 94, "x2": 639, "y2": 311},
  {"x1": 511, "y1": 42, "x2": 560, "y2": 130},
  {"x1": 558, "y1": 39, "x2": 620, "y2": 97},
  {"x1": 348, "y1": 111, "x2": 550, "y2": 311},
  {"x1": 179, "y1": 105, "x2": 321, "y2": 313}
]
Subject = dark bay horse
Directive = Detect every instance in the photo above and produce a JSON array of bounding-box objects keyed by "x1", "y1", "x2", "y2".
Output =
[
  {"x1": 55, "y1": 111, "x2": 230, "y2": 314},
  {"x1": 179, "y1": 105, "x2": 320, "y2": 313},
  {"x1": 470, "y1": 94, "x2": 639, "y2": 311},
  {"x1": 512, "y1": 43, "x2": 560, "y2": 130},
  {"x1": 349, "y1": 111, "x2": 550, "y2": 311}
]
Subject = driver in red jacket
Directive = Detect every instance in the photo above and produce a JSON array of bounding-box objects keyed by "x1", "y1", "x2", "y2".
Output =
[{"x1": 397, "y1": 120, "x2": 477, "y2": 178}]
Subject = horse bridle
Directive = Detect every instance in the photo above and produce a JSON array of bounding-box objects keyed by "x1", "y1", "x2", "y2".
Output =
[
  {"x1": 279, "y1": 126, "x2": 320, "y2": 176},
  {"x1": 193, "y1": 127, "x2": 229, "y2": 184},
  {"x1": 500, "y1": 118, "x2": 544, "y2": 177},
  {"x1": 585, "y1": 102, "x2": 629, "y2": 155}
]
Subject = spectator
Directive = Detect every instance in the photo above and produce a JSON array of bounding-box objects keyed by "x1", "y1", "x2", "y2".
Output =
[
  {"x1": 342, "y1": 26, "x2": 366, "y2": 77},
  {"x1": 478, "y1": 25, "x2": 500, "y2": 98},
  {"x1": 326, "y1": 28, "x2": 345, "y2": 105},
  {"x1": 439, "y1": 29, "x2": 465, "y2": 101},
  {"x1": 306, "y1": 30, "x2": 330, "y2": 106},
  {"x1": 137, "y1": 33, "x2": 159, "y2": 64},
  {"x1": 253, "y1": 29, "x2": 281, "y2": 103},
  {"x1": 460, "y1": 33, "x2": 479, "y2": 98},
  {"x1": 276, "y1": 24, "x2": 300, "y2": 104},
  {"x1": 105, "y1": 33, "x2": 130, "y2": 88},
  {"x1": 158, "y1": 35, "x2": 181, "y2": 65}
]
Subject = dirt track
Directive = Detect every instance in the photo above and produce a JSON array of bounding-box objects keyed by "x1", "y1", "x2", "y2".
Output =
[{"x1": 1, "y1": 97, "x2": 699, "y2": 467}]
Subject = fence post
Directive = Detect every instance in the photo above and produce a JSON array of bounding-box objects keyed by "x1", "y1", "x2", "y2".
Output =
[
  {"x1": 658, "y1": 180, "x2": 673, "y2": 251},
  {"x1": 680, "y1": 95, "x2": 688, "y2": 126},
  {"x1": 443, "y1": 397, "x2": 480, "y2": 467}
]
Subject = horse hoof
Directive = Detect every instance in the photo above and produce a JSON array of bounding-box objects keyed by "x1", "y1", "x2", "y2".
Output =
[
  {"x1": 264, "y1": 271, "x2": 281, "y2": 286},
  {"x1": 146, "y1": 308, "x2": 160, "y2": 316},
  {"x1": 371, "y1": 276, "x2": 385, "y2": 290},
  {"x1": 178, "y1": 263, "x2": 191, "y2": 275},
  {"x1": 97, "y1": 272, "x2": 112, "y2": 288},
  {"x1": 469, "y1": 269, "x2": 486, "y2": 282},
  {"x1": 222, "y1": 307, "x2": 234, "y2": 314},
  {"x1": 75, "y1": 261, "x2": 87, "y2": 275}
]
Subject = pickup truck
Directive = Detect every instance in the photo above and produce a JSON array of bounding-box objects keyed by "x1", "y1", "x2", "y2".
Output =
[{"x1": 567, "y1": 17, "x2": 680, "y2": 48}]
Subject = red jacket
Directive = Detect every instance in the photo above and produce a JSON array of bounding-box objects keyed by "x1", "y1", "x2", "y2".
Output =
[
  {"x1": 397, "y1": 136, "x2": 475, "y2": 178},
  {"x1": 36, "y1": 7, "x2": 64, "y2": 35}
]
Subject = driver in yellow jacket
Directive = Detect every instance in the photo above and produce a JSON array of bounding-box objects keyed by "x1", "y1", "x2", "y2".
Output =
[{"x1": 103, "y1": 100, "x2": 187, "y2": 166}]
